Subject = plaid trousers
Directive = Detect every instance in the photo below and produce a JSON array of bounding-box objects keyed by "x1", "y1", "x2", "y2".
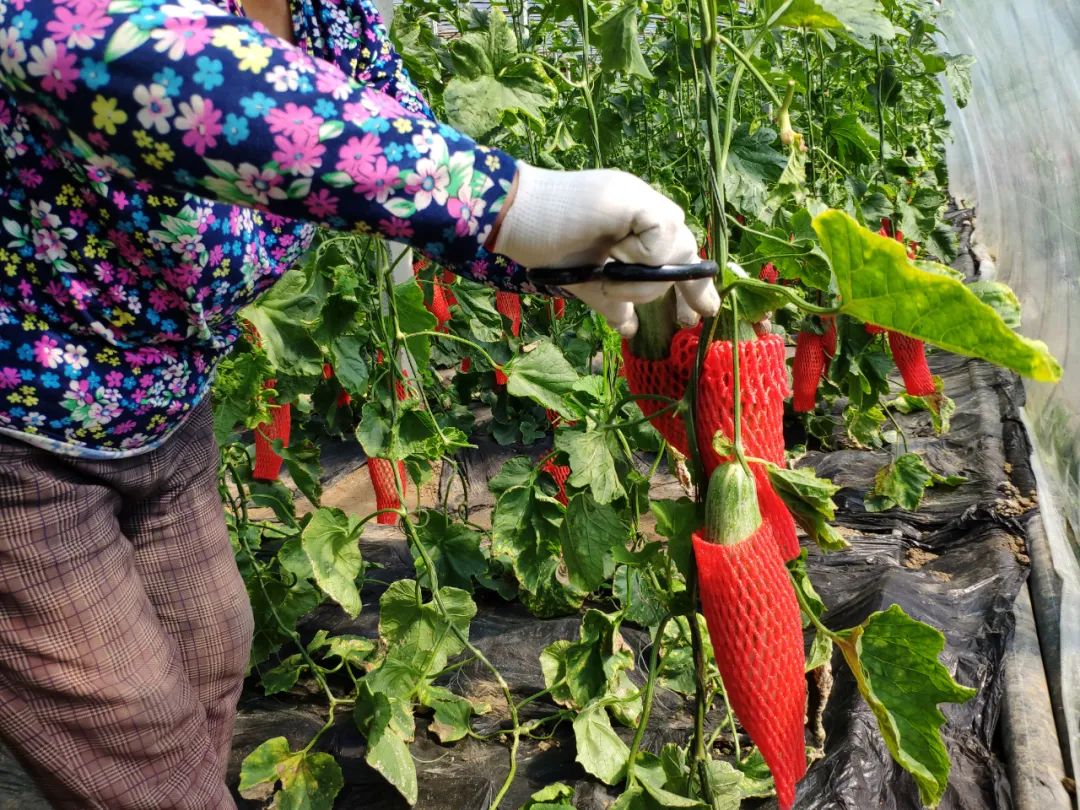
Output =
[{"x1": 0, "y1": 401, "x2": 253, "y2": 809}]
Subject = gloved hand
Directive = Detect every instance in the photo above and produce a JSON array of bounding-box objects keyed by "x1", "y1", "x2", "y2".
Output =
[{"x1": 490, "y1": 162, "x2": 721, "y2": 337}]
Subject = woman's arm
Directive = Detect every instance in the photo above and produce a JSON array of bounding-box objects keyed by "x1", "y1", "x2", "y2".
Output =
[{"x1": 1, "y1": 0, "x2": 515, "y2": 278}]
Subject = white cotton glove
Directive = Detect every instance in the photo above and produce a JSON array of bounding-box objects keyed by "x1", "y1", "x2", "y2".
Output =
[{"x1": 491, "y1": 162, "x2": 721, "y2": 337}]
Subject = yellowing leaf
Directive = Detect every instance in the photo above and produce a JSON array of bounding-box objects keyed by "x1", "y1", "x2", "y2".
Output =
[
  {"x1": 573, "y1": 702, "x2": 630, "y2": 784},
  {"x1": 837, "y1": 605, "x2": 977, "y2": 807},
  {"x1": 238, "y1": 737, "x2": 344, "y2": 810},
  {"x1": 813, "y1": 209, "x2": 1061, "y2": 382}
]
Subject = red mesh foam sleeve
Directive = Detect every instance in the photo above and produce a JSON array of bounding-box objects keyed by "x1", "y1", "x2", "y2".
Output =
[
  {"x1": 695, "y1": 334, "x2": 789, "y2": 476},
  {"x1": 495, "y1": 291, "x2": 522, "y2": 337},
  {"x1": 753, "y1": 464, "x2": 800, "y2": 561},
  {"x1": 792, "y1": 332, "x2": 825, "y2": 413},
  {"x1": 888, "y1": 332, "x2": 935, "y2": 396},
  {"x1": 429, "y1": 280, "x2": 452, "y2": 328},
  {"x1": 368, "y1": 457, "x2": 407, "y2": 526},
  {"x1": 541, "y1": 459, "x2": 571, "y2": 506},
  {"x1": 619, "y1": 324, "x2": 701, "y2": 456},
  {"x1": 694, "y1": 528, "x2": 807, "y2": 809},
  {"x1": 253, "y1": 389, "x2": 291, "y2": 482},
  {"x1": 821, "y1": 317, "x2": 837, "y2": 362}
]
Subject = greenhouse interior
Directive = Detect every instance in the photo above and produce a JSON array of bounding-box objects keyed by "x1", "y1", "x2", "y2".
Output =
[{"x1": 0, "y1": 0, "x2": 1077, "y2": 808}]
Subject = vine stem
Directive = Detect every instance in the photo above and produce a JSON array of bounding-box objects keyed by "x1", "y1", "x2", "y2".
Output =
[
  {"x1": 884, "y1": 405, "x2": 910, "y2": 454},
  {"x1": 407, "y1": 329, "x2": 500, "y2": 370},
  {"x1": 801, "y1": 31, "x2": 817, "y2": 189},
  {"x1": 228, "y1": 464, "x2": 338, "y2": 709},
  {"x1": 580, "y1": 0, "x2": 602, "y2": 165},
  {"x1": 716, "y1": 33, "x2": 783, "y2": 107},
  {"x1": 720, "y1": 276, "x2": 840, "y2": 316},
  {"x1": 625, "y1": 615, "x2": 673, "y2": 787},
  {"x1": 874, "y1": 37, "x2": 886, "y2": 173},
  {"x1": 717, "y1": 677, "x2": 741, "y2": 760},
  {"x1": 402, "y1": 520, "x2": 522, "y2": 808},
  {"x1": 602, "y1": 400, "x2": 680, "y2": 433}
]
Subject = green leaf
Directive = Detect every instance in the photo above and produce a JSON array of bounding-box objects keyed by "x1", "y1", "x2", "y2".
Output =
[
  {"x1": 837, "y1": 605, "x2": 977, "y2": 806},
  {"x1": 886, "y1": 378, "x2": 956, "y2": 436},
  {"x1": 725, "y1": 125, "x2": 788, "y2": 218},
  {"x1": 560, "y1": 493, "x2": 627, "y2": 592},
  {"x1": 411, "y1": 509, "x2": 487, "y2": 591},
  {"x1": 321, "y1": 635, "x2": 375, "y2": 667},
  {"x1": 394, "y1": 280, "x2": 436, "y2": 369},
  {"x1": 735, "y1": 748, "x2": 777, "y2": 799},
  {"x1": 613, "y1": 563, "x2": 670, "y2": 628},
  {"x1": 765, "y1": 0, "x2": 896, "y2": 44},
  {"x1": 787, "y1": 551, "x2": 827, "y2": 622},
  {"x1": 700, "y1": 759, "x2": 746, "y2": 810},
  {"x1": 651, "y1": 498, "x2": 699, "y2": 581},
  {"x1": 238, "y1": 737, "x2": 344, "y2": 810},
  {"x1": 766, "y1": 464, "x2": 849, "y2": 552},
  {"x1": 399, "y1": 408, "x2": 457, "y2": 460},
  {"x1": 968, "y1": 281, "x2": 1022, "y2": 329},
  {"x1": 378, "y1": 580, "x2": 477, "y2": 673},
  {"x1": 573, "y1": 702, "x2": 630, "y2": 785},
  {"x1": 421, "y1": 684, "x2": 474, "y2": 743},
  {"x1": 542, "y1": 611, "x2": 635, "y2": 710},
  {"x1": 520, "y1": 782, "x2": 576, "y2": 809},
  {"x1": 301, "y1": 508, "x2": 363, "y2": 618},
  {"x1": 504, "y1": 341, "x2": 580, "y2": 416},
  {"x1": 444, "y1": 69, "x2": 556, "y2": 138},
  {"x1": 356, "y1": 403, "x2": 391, "y2": 458},
  {"x1": 442, "y1": 10, "x2": 555, "y2": 137},
  {"x1": 211, "y1": 350, "x2": 270, "y2": 443},
  {"x1": 807, "y1": 629, "x2": 834, "y2": 672},
  {"x1": 488, "y1": 455, "x2": 538, "y2": 494},
  {"x1": 813, "y1": 209, "x2": 1061, "y2": 382},
  {"x1": 281, "y1": 441, "x2": 323, "y2": 506},
  {"x1": 240, "y1": 270, "x2": 325, "y2": 378},
  {"x1": 823, "y1": 113, "x2": 877, "y2": 164},
  {"x1": 260, "y1": 654, "x2": 306, "y2": 696},
  {"x1": 609, "y1": 787, "x2": 647, "y2": 810},
  {"x1": 845, "y1": 403, "x2": 887, "y2": 448},
  {"x1": 247, "y1": 577, "x2": 322, "y2": 668},
  {"x1": 865, "y1": 453, "x2": 964, "y2": 512},
  {"x1": 556, "y1": 429, "x2": 625, "y2": 505},
  {"x1": 592, "y1": 3, "x2": 653, "y2": 80},
  {"x1": 330, "y1": 335, "x2": 369, "y2": 395},
  {"x1": 359, "y1": 688, "x2": 418, "y2": 804}
]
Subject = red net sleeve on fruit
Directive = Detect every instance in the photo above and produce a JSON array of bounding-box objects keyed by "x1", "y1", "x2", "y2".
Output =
[
  {"x1": 694, "y1": 526, "x2": 807, "y2": 809},
  {"x1": 253, "y1": 380, "x2": 292, "y2": 482},
  {"x1": 695, "y1": 335, "x2": 800, "y2": 559}
]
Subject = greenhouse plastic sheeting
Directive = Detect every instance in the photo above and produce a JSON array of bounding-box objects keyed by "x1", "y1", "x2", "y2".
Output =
[{"x1": 938, "y1": 0, "x2": 1080, "y2": 782}]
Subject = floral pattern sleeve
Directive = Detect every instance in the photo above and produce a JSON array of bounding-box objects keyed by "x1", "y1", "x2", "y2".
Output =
[
  {"x1": 308, "y1": 0, "x2": 434, "y2": 119},
  {"x1": 0, "y1": 0, "x2": 533, "y2": 460},
  {"x1": 0, "y1": 0, "x2": 519, "y2": 277}
]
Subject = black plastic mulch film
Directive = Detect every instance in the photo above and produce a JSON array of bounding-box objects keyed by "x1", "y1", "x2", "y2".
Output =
[{"x1": 0, "y1": 213, "x2": 1034, "y2": 809}]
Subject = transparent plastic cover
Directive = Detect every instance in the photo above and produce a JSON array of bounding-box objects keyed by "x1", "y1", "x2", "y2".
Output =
[{"x1": 939, "y1": 0, "x2": 1080, "y2": 780}]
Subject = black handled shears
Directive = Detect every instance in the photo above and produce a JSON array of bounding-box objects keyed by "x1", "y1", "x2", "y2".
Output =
[{"x1": 526, "y1": 259, "x2": 718, "y2": 288}]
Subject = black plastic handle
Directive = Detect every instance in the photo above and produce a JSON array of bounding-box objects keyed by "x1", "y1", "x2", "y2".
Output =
[{"x1": 526, "y1": 259, "x2": 718, "y2": 288}]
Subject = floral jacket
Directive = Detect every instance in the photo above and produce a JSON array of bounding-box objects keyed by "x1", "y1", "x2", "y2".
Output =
[{"x1": 0, "y1": 0, "x2": 526, "y2": 458}]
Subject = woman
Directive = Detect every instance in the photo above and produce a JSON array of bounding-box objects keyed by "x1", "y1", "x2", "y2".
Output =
[{"x1": 0, "y1": 0, "x2": 719, "y2": 806}]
